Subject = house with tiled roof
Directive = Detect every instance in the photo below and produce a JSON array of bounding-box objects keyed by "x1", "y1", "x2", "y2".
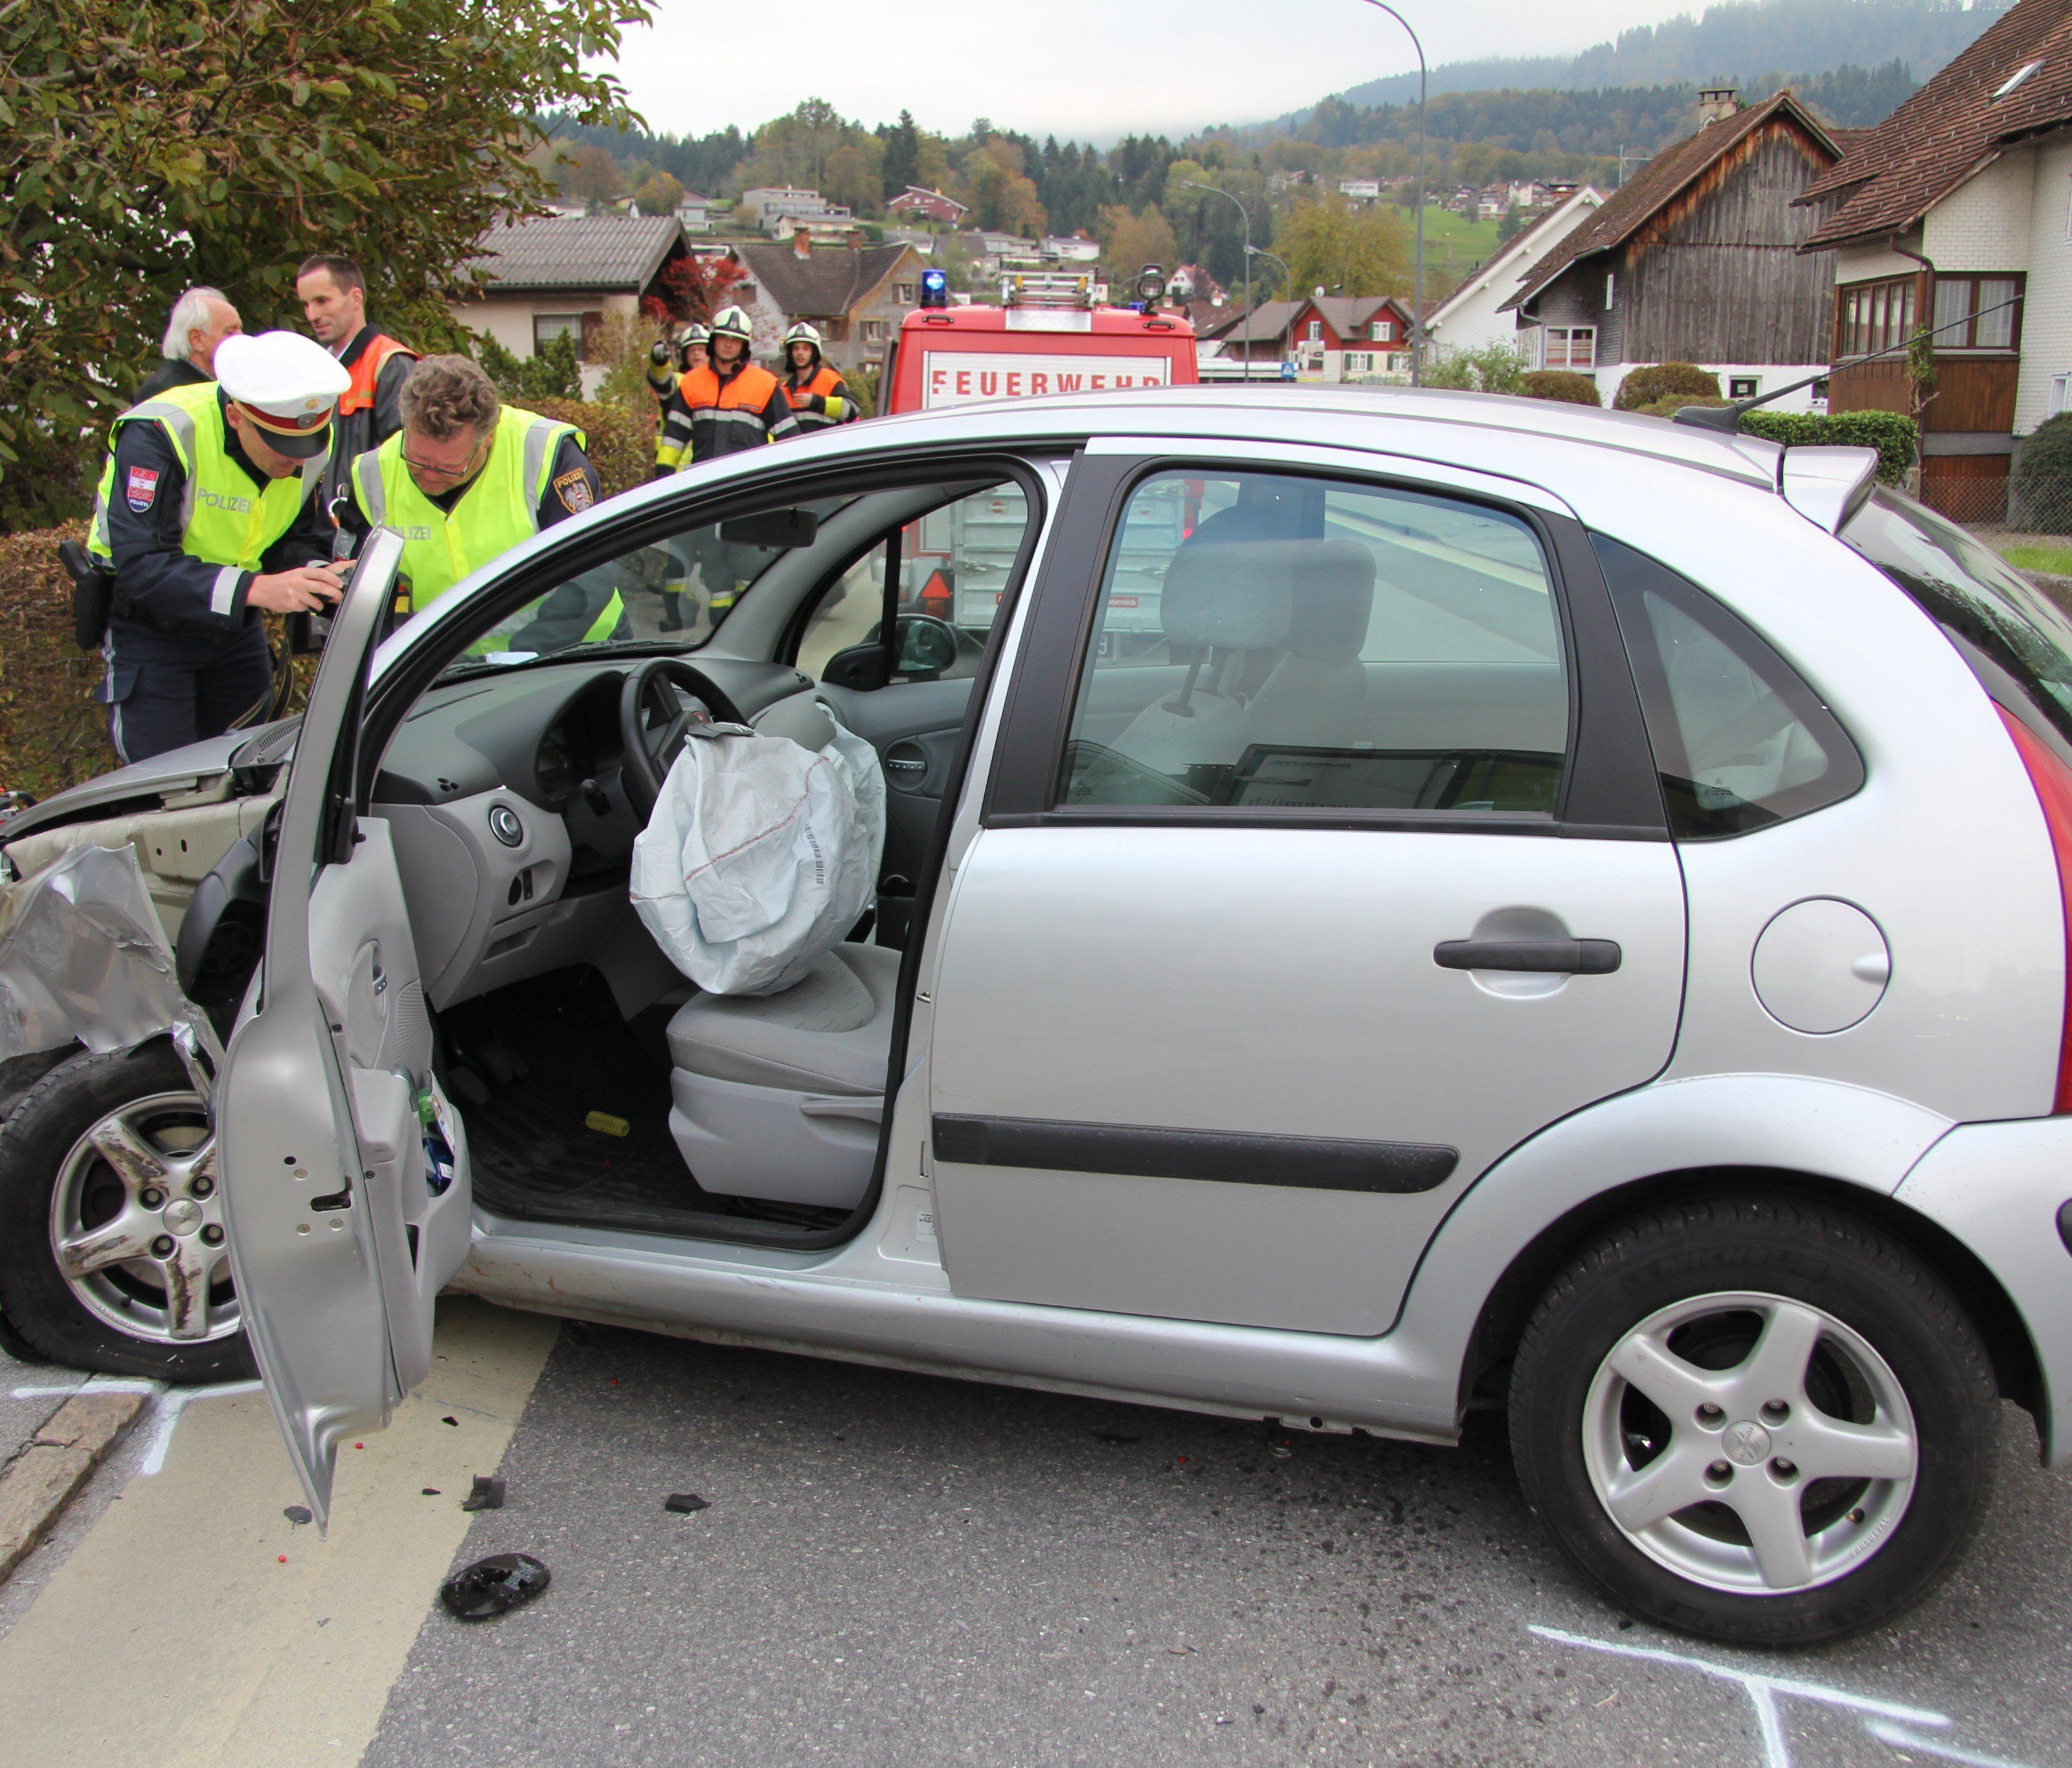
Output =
[
  {"x1": 1285, "y1": 295, "x2": 1420, "y2": 382},
  {"x1": 730, "y1": 237, "x2": 930, "y2": 374},
  {"x1": 1501, "y1": 87, "x2": 1847, "y2": 410},
  {"x1": 1798, "y1": 0, "x2": 2072, "y2": 521},
  {"x1": 1423, "y1": 186, "x2": 1605, "y2": 360},
  {"x1": 453, "y1": 212, "x2": 689, "y2": 363}
]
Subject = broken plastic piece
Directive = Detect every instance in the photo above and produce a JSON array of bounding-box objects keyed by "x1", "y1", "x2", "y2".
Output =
[
  {"x1": 441, "y1": 1416, "x2": 459, "y2": 1427},
  {"x1": 663, "y1": 1493, "x2": 710, "y2": 1514},
  {"x1": 585, "y1": 1109, "x2": 630, "y2": 1137},
  {"x1": 440, "y1": 1552, "x2": 550, "y2": 1621},
  {"x1": 460, "y1": 1474, "x2": 506, "y2": 1512},
  {"x1": 421, "y1": 1488, "x2": 441, "y2": 1496},
  {"x1": 283, "y1": 1504, "x2": 312, "y2": 1526}
]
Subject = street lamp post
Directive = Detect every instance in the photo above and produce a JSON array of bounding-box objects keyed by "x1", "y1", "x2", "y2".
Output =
[
  {"x1": 1360, "y1": 0, "x2": 1426, "y2": 385},
  {"x1": 1175, "y1": 177, "x2": 1253, "y2": 382},
  {"x1": 1246, "y1": 245, "x2": 1290, "y2": 303}
]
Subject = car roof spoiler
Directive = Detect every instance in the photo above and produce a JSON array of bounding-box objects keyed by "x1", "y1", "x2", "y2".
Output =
[{"x1": 1778, "y1": 447, "x2": 1880, "y2": 535}]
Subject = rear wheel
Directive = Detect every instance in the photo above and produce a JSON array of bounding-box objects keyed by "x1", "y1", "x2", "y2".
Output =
[
  {"x1": 0, "y1": 1042, "x2": 253, "y2": 1382},
  {"x1": 1509, "y1": 1196, "x2": 1998, "y2": 1645}
]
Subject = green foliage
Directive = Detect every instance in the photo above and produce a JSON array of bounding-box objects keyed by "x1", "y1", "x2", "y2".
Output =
[
  {"x1": 1738, "y1": 410, "x2": 1919, "y2": 486},
  {"x1": 512, "y1": 398, "x2": 651, "y2": 501},
  {"x1": 2013, "y1": 413, "x2": 2072, "y2": 536},
  {"x1": 1519, "y1": 370, "x2": 1601, "y2": 406},
  {"x1": 843, "y1": 366, "x2": 879, "y2": 421},
  {"x1": 1271, "y1": 198, "x2": 1411, "y2": 300},
  {"x1": 0, "y1": 0, "x2": 650, "y2": 533},
  {"x1": 475, "y1": 334, "x2": 583, "y2": 402},
  {"x1": 1638, "y1": 394, "x2": 1729, "y2": 416},
  {"x1": 1424, "y1": 343, "x2": 1528, "y2": 394},
  {"x1": 1614, "y1": 363, "x2": 1721, "y2": 411}
]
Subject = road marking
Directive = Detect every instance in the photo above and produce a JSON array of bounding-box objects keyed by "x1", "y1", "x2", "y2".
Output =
[
  {"x1": 0, "y1": 1297, "x2": 558, "y2": 1767},
  {"x1": 1531, "y1": 1625, "x2": 2047, "y2": 1768}
]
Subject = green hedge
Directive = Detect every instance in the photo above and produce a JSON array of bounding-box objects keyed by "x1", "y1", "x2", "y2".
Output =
[
  {"x1": 1739, "y1": 410, "x2": 1918, "y2": 486},
  {"x1": 1518, "y1": 370, "x2": 1601, "y2": 406},
  {"x1": 512, "y1": 396, "x2": 655, "y2": 499},
  {"x1": 1614, "y1": 362, "x2": 1720, "y2": 411}
]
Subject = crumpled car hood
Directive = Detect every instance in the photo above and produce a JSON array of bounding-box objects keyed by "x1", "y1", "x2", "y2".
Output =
[{"x1": 1, "y1": 720, "x2": 296, "y2": 850}]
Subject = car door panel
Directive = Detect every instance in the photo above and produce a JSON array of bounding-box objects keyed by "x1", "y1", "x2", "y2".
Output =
[
  {"x1": 930, "y1": 824, "x2": 1684, "y2": 1336},
  {"x1": 929, "y1": 453, "x2": 1685, "y2": 1339},
  {"x1": 216, "y1": 529, "x2": 469, "y2": 1525}
]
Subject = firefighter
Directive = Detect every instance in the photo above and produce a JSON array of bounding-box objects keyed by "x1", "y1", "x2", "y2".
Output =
[
  {"x1": 645, "y1": 322, "x2": 710, "y2": 407},
  {"x1": 341, "y1": 355, "x2": 623, "y2": 648},
  {"x1": 652, "y1": 306, "x2": 798, "y2": 631},
  {"x1": 296, "y1": 253, "x2": 418, "y2": 517},
  {"x1": 780, "y1": 323, "x2": 860, "y2": 434},
  {"x1": 87, "y1": 331, "x2": 348, "y2": 765}
]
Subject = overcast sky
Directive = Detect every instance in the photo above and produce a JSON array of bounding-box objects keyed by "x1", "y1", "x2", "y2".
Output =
[{"x1": 605, "y1": 0, "x2": 1711, "y2": 141}]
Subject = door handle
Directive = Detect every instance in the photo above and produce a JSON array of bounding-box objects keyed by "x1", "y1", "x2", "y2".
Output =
[{"x1": 1433, "y1": 938, "x2": 1622, "y2": 975}]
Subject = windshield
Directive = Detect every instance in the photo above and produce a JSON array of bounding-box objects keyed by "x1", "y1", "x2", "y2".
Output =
[
  {"x1": 426, "y1": 497, "x2": 855, "y2": 681},
  {"x1": 1841, "y1": 486, "x2": 2072, "y2": 745}
]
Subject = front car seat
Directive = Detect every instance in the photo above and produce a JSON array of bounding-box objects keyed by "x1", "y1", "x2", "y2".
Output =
[{"x1": 664, "y1": 941, "x2": 899, "y2": 1209}]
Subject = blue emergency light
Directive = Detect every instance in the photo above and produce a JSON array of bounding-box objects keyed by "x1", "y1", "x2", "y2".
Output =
[{"x1": 919, "y1": 268, "x2": 949, "y2": 309}]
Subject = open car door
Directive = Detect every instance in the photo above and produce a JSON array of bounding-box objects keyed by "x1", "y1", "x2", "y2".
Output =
[{"x1": 216, "y1": 529, "x2": 473, "y2": 1526}]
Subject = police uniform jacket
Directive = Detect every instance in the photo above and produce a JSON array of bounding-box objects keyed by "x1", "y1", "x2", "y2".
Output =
[{"x1": 94, "y1": 387, "x2": 333, "y2": 631}]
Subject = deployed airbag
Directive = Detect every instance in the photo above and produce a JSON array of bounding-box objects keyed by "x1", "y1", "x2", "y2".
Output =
[{"x1": 629, "y1": 718, "x2": 886, "y2": 997}]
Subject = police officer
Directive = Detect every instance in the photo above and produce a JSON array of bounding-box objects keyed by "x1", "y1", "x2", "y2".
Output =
[
  {"x1": 779, "y1": 323, "x2": 860, "y2": 434},
  {"x1": 88, "y1": 331, "x2": 348, "y2": 765},
  {"x1": 297, "y1": 253, "x2": 418, "y2": 516},
  {"x1": 652, "y1": 306, "x2": 798, "y2": 631},
  {"x1": 341, "y1": 355, "x2": 624, "y2": 650}
]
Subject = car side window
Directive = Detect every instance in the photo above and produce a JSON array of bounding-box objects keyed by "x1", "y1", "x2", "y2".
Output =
[
  {"x1": 1057, "y1": 468, "x2": 1570, "y2": 813},
  {"x1": 797, "y1": 481, "x2": 1030, "y2": 684},
  {"x1": 1594, "y1": 533, "x2": 1864, "y2": 839}
]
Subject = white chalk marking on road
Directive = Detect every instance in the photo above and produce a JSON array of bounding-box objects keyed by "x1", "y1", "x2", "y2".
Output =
[
  {"x1": 1530, "y1": 1623, "x2": 1950, "y2": 1768},
  {"x1": 137, "y1": 1380, "x2": 262, "y2": 1475},
  {"x1": 1869, "y1": 1722, "x2": 2050, "y2": 1767}
]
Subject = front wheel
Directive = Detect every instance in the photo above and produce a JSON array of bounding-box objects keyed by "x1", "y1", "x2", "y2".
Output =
[
  {"x1": 0, "y1": 1042, "x2": 253, "y2": 1382},
  {"x1": 1509, "y1": 1196, "x2": 1998, "y2": 1645}
]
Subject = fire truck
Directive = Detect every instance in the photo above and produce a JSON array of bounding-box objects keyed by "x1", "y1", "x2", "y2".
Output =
[{"x1": 882, "y1": 266, "x2": 1199, "y2": 639}]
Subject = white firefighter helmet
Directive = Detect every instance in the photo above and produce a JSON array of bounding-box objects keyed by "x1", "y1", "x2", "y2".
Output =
[
  {"x1": 708, "y1": 306, "x2": 754, "y2": 345},
  {"x1": 782, "y1": 321, "x2": 824, "y2": 350}
]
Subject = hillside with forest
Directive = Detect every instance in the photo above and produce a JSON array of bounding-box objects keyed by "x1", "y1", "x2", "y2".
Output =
[{"x1": 1299, "y1": 0, "x2": 2007, "y2": 112}]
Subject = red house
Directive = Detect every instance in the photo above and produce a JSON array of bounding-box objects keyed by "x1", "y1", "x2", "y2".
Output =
[
  {"x1": 887, "y1": 186, "x2": 969, "y2": 225},
  {"x1": 1287, "y1": 295, "x2": 1417, "y2": 381}
]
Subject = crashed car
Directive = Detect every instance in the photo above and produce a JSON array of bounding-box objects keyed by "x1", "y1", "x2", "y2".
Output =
[{"x1": 5, "y1": 385, "x2": 2072, "y2": 1646}]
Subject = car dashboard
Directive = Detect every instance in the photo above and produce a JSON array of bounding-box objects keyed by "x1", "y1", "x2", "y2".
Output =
[{"x1": 371, "y1": 654, "x2": 826, "y2": 1017}]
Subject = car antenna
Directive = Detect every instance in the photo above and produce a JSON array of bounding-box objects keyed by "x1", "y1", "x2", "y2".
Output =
[{"x1": 1671, "y1": 290, "x2": 2025, "y2": 433}]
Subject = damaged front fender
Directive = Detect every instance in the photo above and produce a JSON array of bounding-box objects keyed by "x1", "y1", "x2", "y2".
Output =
[{"x1": 0, "y1": 843, "x2": 225, "y2": 1098}]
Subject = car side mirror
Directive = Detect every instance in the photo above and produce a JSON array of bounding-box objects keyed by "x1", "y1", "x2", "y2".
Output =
[{"x1": 820, "y1": 615, "x2": 960, "y2": 692}]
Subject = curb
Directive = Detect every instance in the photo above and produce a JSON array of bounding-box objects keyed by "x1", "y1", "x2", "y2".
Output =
[{"x1": 0, "y1": 1389, "x2": 147, "y2": 1585}]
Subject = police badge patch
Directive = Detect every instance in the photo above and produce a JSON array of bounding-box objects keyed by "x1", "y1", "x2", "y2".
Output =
[
  {"x1": 552, "y1": 468, "x2": 594, "y2": 514},
  {"x1": 125, "y1": 466, "x2": 161, "y2": 512}
]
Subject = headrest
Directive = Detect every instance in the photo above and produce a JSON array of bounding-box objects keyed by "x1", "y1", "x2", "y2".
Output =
[
  {"x1": 1284, "y1": 539, "x2": 1376, "y2": 661},
  {"x1": 1156, "y1": 539, "x2": 1298, "y2": 652}
]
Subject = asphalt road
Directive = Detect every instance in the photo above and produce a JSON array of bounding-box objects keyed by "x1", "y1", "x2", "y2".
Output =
[
  {"x1": 6, "y1": 1311, "x2": 2071, "y2": 1766},
  {"x1": 355, "y1": 1319, "x2": 2072, "y2": 1768}
]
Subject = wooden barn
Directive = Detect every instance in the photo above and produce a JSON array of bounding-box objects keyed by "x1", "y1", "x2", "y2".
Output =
[{"x1": 1501, "y1": 87, "x2": 1848, "y2": 409}]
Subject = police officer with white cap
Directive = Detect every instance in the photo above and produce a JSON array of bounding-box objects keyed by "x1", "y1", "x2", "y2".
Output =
[{"x1": 87, "y1": 330, "x2": 351, "y2": 764}]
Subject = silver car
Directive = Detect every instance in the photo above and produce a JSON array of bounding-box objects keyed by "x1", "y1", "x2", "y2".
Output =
[{"x1": 5, "y1": 386, "x2": 2070, "y2": 1647}]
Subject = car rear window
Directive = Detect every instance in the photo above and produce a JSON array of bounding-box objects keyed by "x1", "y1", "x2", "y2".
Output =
[{"x1": 1842, "y1": 486, "x2": 2072, "y2": 747}]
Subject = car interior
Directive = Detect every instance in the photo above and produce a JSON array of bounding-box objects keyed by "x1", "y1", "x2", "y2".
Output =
[{"x1": 359, "y1": 466, "x2": 1046, "y2": 1246}]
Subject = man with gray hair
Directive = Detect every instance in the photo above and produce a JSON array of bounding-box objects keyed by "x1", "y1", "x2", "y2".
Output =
[{"x1": 136, "y1": 288, "x2": 242, "y2": 401}]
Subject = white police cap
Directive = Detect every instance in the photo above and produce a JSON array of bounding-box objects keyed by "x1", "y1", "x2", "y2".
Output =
[{"x1": 214, "y1": 330, "x2": 351, "y2": 458}]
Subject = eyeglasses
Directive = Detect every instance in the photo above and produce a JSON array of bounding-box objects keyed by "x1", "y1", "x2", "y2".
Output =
[{"x1": 401, "y1": 434, "x2": 488, "y2": 484}]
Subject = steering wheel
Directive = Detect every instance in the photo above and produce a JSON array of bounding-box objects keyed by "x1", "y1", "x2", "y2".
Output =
[{"x1": 618, "y1": 657, "x2": 745, "y2": 821}]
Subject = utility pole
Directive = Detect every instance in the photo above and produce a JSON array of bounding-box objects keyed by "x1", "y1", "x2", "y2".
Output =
[
  {"x1": 1176, "y1": 178, "x2": 1254, "y2": 382},
  {"x1": 1361, "y1": 0, "x2": 1426, "y2": 385}
]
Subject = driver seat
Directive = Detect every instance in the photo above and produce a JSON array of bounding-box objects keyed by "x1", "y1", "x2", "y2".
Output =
[{"x1": 663, "y1": 942, "x2": 901, "y2": 1210}]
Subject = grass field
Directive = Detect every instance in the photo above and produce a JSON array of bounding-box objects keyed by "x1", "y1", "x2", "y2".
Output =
[
  {"x1": 2001, "y1": 541, "x2": 2072, "y2": 577},
  {"x1": 1393, "y1": 206, "x2": 1502, "y2": 294}
]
